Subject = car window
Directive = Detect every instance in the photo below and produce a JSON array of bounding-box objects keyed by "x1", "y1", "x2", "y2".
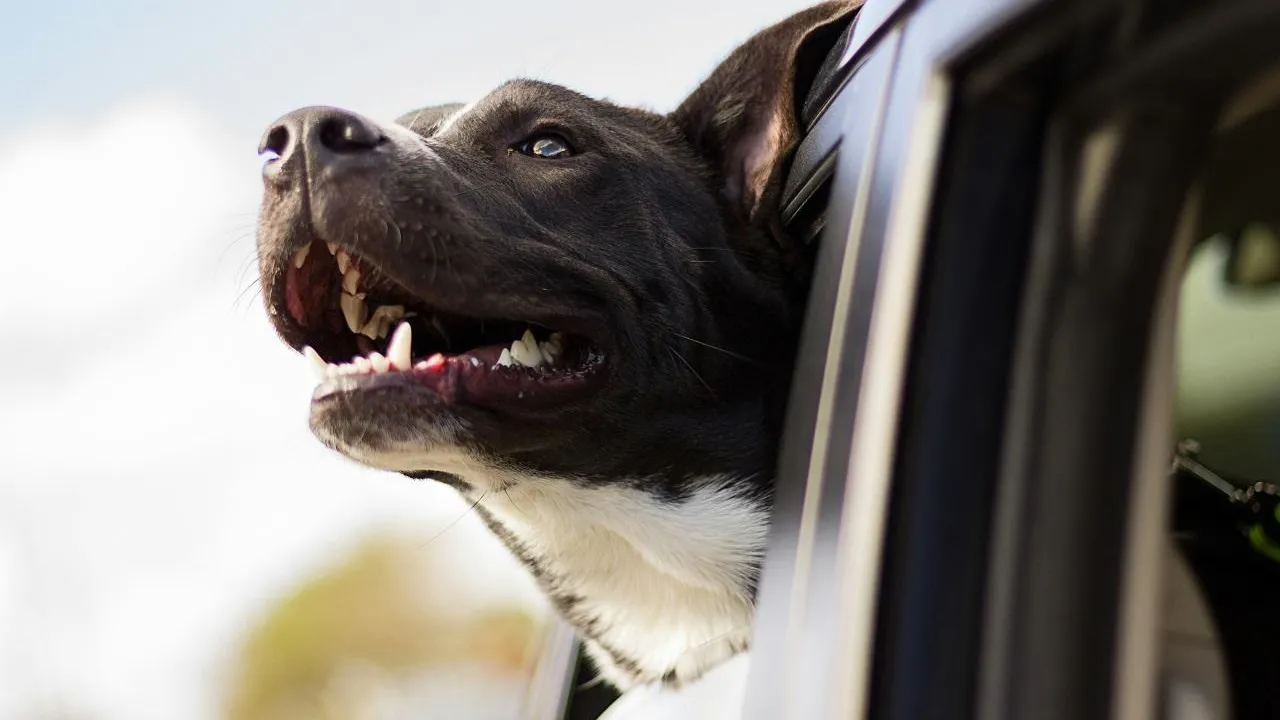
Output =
[
  {"x1": 1166, "y1": 65, "x2": 1280, "y2": 718},
  {"x1": 1178, "y1": 230, "x2": 1280, "y2": 480}
]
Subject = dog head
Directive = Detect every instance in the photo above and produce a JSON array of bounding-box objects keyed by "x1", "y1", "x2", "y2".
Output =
[
  {"x1": 255, "y1": 2, "x2": 856, "y2": 495},
  {"x1": 255, "y1": 0, "x2": 861, "y2": 690}
]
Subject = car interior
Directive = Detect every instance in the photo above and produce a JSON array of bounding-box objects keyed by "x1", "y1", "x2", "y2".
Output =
[{"x1": 1164, "y1": 62, "x2": 1280, "y2": 719}]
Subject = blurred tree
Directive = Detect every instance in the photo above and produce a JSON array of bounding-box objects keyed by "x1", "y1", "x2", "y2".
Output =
[{"x1": 223, "y1": 534, "x2": 541, "y2": 720}]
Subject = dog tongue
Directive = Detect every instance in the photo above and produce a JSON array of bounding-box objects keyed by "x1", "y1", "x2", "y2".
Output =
[{"x1": 408, "y1": 348, "x2": 595, "y2": 410}]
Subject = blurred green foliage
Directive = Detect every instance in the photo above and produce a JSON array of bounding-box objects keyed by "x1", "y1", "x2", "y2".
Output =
[{"x1": 223, "y1": 534, "x2": 541, "y2": 720}]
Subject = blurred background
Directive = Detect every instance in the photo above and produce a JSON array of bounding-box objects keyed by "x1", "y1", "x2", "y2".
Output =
[{"x1": 0, "y1": 1, "x2": 813, "y2": 718}]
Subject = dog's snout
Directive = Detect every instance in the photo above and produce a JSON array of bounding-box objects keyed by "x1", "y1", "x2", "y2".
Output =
[
  {"x1": 259, "y1": 107, "x2": 386, "y2": 185},
  {"x1": 315, "y1": 111, "x2": 385, "y2": 153}
]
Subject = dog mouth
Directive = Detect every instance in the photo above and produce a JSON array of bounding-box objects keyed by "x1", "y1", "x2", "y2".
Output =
[{"x1": 273, "y1": 238, "x2": 607, "y2": 411}]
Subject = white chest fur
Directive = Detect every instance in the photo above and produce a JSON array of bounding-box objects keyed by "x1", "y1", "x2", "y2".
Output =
[
  {"x1": 326, "y1": 439, "x2": 769, "y2": 688},
  {"x1": 477, "y1": 474, "x2": 769, "y2": 688}
]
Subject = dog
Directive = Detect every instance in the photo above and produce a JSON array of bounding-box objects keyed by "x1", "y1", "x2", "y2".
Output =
[{"x1": 255, "y1": 0, "x2": 861, "y2": 690}]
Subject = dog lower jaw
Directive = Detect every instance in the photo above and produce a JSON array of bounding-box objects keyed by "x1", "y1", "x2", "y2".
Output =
[{"x1": 308, "y1": 423, "x2": 769, "y2": 690}]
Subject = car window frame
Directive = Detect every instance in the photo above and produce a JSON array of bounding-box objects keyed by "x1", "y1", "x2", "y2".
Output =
[
  {"x1": 756, "y1": 1, "x2": 1280, "y2": 720},
  {"x1": 533, "y1": 2, "x2": 1280, "y2": 719}
]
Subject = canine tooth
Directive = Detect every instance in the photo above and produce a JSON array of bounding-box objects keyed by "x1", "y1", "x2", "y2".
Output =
[
  {"x1": 302, "y1": 346, "x2": 327, "y2": 381},
  {"x1": 387, "y1": 323, "x2": 412, "y2": 369},
  {"x1": 342, "y1": 267, "x2": 360, "y2": 294},
  {"x1": 496, "y1": 348, "x2": 514, "y2": 367},
  {"x1": 292, "y1": 244, "x2": 311, "y2": 269},
  {"x1": 340, "y1": 293, "x2": 367, "y2": 333},
  {"x1": 337, "y1": 250, "x2": 352, "y2": 275},
  {"x1": 369, "y1": 352, "x2": 391, "y2": 373},
  {"x1": 326, "y1": 242, "x2": 339, "y2": 255}
]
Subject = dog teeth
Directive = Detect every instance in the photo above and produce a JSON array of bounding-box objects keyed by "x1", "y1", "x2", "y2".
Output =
[
  {"x1": 303, "y1": 346, "x2": 327, "y2": 381},
  {"x1": 387, "y1": 322, "x2": 412, "y2": 370},
  {"x1": 305, "y1": 318, "x2": 572, "y2": 385},
  {"x1": 302, "y1": 243, "x2": 579, "y2": 382},
  {"x1": 359, "y1": 305, "x2": 405, "y2": 340},
  {"x1": 539, "y1": 341, "x2": 560, "y2": 363},
  {"x1": 541, "y1": 334, "x2": 564, "y2": 362},
  {"x1": 340, "y1": 293, "x2": 367, "y2": 333},
  {"x1": 509, "y1": 330, "x2": 545, "y2": 368},
  {"x1": 493, "y1": 329, "x2": 566, "y2": 370},
  {"x1": 307, "y1": 324, "x2": 413, "y2": 381}
]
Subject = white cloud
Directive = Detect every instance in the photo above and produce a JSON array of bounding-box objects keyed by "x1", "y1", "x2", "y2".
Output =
[
  {"x1": 0, "y1": 100, "x2": 539, "y2": 720},
  {"x1": 0, "y1": 99, "x2": 253, "y2": 329}
]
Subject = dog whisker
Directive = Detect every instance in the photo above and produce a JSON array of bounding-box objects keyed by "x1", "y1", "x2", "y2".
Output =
[
  {"x1": 671, "y1": 332, "x2": 763, "y2": 367},
  {"x1": 418, "y1": 491, "x2": 489, "y2": 549},
  {"x1": 232, "y1": 277, "x2": 263, "y2": 313},
  {"x1": 503, "y1": 487, "x2": 531, "y2": 518},
  {"x1": 666, "y1": 345, "x2": 716, "y2": 398}
]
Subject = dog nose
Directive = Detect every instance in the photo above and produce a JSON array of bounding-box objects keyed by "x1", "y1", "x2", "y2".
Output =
[{"x1": 259, "y1": 106, "x2": 386, "y2": 184}]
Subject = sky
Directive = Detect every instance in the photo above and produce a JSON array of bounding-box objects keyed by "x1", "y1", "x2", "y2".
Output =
[{"x1": 0, "y1": 1, "x2": 814, "y2": 718}]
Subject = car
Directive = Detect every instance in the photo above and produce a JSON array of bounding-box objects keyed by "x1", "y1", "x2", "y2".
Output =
[{"x1": 522, "y1": 0, "x2": 1280, "y2": 717}]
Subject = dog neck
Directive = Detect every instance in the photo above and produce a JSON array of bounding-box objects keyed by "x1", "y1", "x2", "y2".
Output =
[{"x1": 467, "y1": 470, "x2": 769, "y2": 689}]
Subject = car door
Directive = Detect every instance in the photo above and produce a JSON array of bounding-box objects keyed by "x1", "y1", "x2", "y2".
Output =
[
  {"x1": 528, "y1": 0, "x2": 1280, "y2": 718},
  {"x1": 750, "y1": 1, "x2": 1280, "y2": 719}
]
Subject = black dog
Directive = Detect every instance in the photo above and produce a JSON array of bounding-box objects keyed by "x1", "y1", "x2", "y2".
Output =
[{"x1": 255, "y1": 1, "x2": 860, "y2": 690}]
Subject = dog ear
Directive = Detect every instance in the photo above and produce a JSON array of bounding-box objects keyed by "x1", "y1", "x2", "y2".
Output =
[
  {"x1": 395, "y1": 103, "x2": 467, "y2": 136},
  {"x1": 671, "y1": 1, "x2": 861, "y2": 228}
]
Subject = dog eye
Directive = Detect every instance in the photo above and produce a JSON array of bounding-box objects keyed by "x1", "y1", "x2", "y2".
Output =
[{"x1": 516, "y1": 134, "x2": 574, "y2": 159}]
